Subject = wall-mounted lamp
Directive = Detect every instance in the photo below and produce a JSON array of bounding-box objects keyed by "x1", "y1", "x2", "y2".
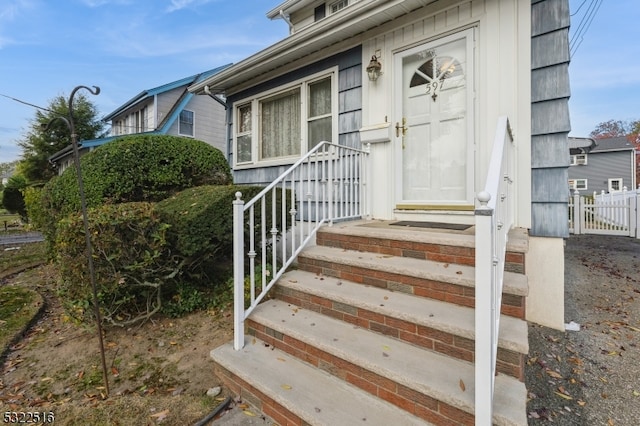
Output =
[{"x1": 366, "y1": 55, "x2": 382, "y2": 81}]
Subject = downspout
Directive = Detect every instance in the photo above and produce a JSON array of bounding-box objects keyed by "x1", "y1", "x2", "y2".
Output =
[
  {"x1": 280, "y1": 10, "x2": 294, "y2": 34},
  {"x1": 203, "y1": 85, "x2": 232, "y2": 164},
  {"x1": 203, "y1": 85, "x2": 227, "y2": 108}
]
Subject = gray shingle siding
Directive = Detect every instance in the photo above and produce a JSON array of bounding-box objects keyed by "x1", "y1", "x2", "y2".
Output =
[
  {"x1": 531, "y1": 64, "x2": 570, "y2": 103},
  {"x1": 530, "y1": 0, "x2": 571, "y2": 238},
  {"x1": 532, "y1": 134, "x2": 570, "y2": 168}
]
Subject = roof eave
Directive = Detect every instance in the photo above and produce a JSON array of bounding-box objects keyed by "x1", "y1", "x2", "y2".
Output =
[
  {"x1": 266, "y1": 0, "x2": 307, "y2": 19},
  {"x1": 190, "y1": 0, "x2": 434, "y2": 96}
]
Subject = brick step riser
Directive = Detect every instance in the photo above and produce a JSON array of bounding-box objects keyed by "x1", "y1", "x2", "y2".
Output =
[
  {"x1": 214, "y1": 363, "x2": 307, "y2": 426},
  {"x1": 296, "y1": 255, "x2": 526, "y2": 320},
  {"x1": 247, "y1": 321, "x2": 476, "y2": 425},
  {"x1": 275, "y1": 286, "x2": 524, "y2": 381},
  {"x1": 316, "y1": 232, "x2": 525, "y2": 274}
]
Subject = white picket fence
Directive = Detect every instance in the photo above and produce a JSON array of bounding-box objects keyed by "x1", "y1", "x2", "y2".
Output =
[{"x1": 569, "y1": 187, "x2": 640, "y2": 237}]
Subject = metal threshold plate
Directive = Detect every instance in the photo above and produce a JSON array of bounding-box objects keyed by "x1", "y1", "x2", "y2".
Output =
[{"x1": 390, "y1": 221, "x2": 472, "y2": 231}]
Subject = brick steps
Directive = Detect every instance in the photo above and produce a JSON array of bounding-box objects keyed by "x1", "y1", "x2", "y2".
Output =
[
  {"x1": 274, "y1": 269, "x2": 527, "y2": 380},
  {"x1": 242, "y1": 299, "x2": 526, "y2": 426},
  {"x1": 211, "y1": 221, "x2": 529, "y2": 425},
  {"x1": 297, "y1": 244, "x2": 528, "y2": 319},
  {"x1": 315, "y1": 220, "x2": 527, "y2": 274},
  {"x1": 212, "y1": 339, "x2": 431, "y2": 426}
]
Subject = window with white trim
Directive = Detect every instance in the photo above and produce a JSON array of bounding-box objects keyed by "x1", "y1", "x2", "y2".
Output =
[
  {"x1": 570, "y1": 154, "x2": 587, "y2": 166},
  {"x1": 236, "y1": 104, "x2": 252, "y2": 163},
  {"x1": 179, "y1": 110, "x2": 194, "y2": 136},
  {"x1": 233, "y1": 70, "x2": 337, "y2": 166},
  {"x1": 608, "y1": 178, "x2": 623, "y2": 192},
  {"x1": 330, "y1": 0, "x2": 349, "y2": 13},
  {"x1": 568, "y1": 179, "x2": 588, "y2": 190}
]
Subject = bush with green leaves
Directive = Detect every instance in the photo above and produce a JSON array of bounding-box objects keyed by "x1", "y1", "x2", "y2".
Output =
[
  {"x1": 1, "y1": 175, "x2": 27, "y2": 220},
  {"x1": 40, "y1": 135, "x2": 231, "y2": 254},
  {"x1": 23, "y1": 186, "x2": 45, "y2": 230},
  {"x1": 54, "y1": 185, "x2": 293, "y2": 324},
  {"x1": 154, "y1": 184, "x2": 293, "y2": 285},
  {"x1": 55, "y1": 202, "x2": 180, "y2": 326}
]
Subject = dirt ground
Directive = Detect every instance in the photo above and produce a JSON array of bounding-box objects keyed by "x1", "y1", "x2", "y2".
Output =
[
  {"x1": 526, "y1": 234, "x2": 640, "y2": 425},
  {"x1": 0, "y1": 264, "x2": 248, "y2": 426}
]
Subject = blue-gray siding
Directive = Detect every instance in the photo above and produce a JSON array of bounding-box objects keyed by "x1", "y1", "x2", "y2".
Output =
[
  {"x1": 568, "y1": 150, "x2": 635, "y2": 194},
  {"x1": 530, "y1": 0, "x2": 571, "y2": 237}
]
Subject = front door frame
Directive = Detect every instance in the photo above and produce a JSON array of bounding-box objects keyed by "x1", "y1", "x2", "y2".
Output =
[{"x1": 392, "y1": 28, "x2": 476, "y2": 210}]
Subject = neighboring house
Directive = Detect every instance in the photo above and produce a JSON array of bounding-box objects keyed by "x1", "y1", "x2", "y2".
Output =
[
  {"x1": 1, "y1": 171, "x2": 11, "y2": 187},
  {"x1": 49, "y1": 64, "x2": 231, "y2": 174},
  {"x1": 568, "y1": 136, "x2": 637, "y2": 194},
  {"x1": 190, "y1": 1, "x2": 571, "y2": 424}
]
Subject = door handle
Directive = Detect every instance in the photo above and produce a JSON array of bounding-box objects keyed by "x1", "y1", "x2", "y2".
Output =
[{"x1": 395, "y1": 118, "x2": 407, "y2": 138}]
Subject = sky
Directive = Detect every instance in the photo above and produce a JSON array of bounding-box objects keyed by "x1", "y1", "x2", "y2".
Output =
[{"x1": 0, "y1": 0, "x2": 638, "y2": 164}]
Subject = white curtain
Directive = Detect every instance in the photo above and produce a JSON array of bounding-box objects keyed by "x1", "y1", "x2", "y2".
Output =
[{"x1": 261, "y1": 89, "x2": 301, "y2": 159}]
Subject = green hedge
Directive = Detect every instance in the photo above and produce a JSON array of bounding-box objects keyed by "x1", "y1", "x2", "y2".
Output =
[
  {"x1": 40, "y1": 135, "x2": 231, "y2": 255},
  {"x1": 155, "y1": 185, "x2": 293, "y2": 283},
  {"x1": 55, "y1": 202, "x2": 177, "y2": 326},
  {"x1": 54, "y1": 184, "x2": 295, "y2": 324}
]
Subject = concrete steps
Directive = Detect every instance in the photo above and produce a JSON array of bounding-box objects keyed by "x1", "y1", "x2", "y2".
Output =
[
  {"x1": 212, "y1": 339, "x2": 431, "y2": 426},
  {"x1": 211, "y1": 221, "x2": 529, "y2": 425},
  {"x1": 273, "y1": 269, "x2": 528, "y2": 380},
  {"x1": 297, "y1": 244, "x2": 528, "y2": 320}
]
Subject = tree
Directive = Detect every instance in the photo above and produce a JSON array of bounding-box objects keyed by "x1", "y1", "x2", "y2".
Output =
[
  {"x1": 0, "y1": 160, "x2": 18, "y2": 177},
  {"x1": 1, "y1": 175, "x2": 28, "y2": 220},
  {"x1": 589, "y1": 119, "x2": 631, "y2": 139},
  {"x1": 630, "y1": 120, "x2": 640, "y2": 186},
  {"x1": 628, "y1": 120, "x2": 640, "y2": 146},
  {"x1": 17, "y1": 93, "x2": 106, "y2": 183}
]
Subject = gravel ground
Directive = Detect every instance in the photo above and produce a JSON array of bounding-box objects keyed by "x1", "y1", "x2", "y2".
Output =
[{"x1": 526, "y1": 234, "x2": 640, "y2": 425}]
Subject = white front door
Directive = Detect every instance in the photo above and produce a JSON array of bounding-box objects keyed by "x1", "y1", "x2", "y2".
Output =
[{"x1": 394, "y1": 29, "x2": 475, "y2": 209}]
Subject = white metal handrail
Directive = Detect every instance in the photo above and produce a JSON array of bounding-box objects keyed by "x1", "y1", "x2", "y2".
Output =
[
  {"x1": 474, "y1": 116, "x2": 515, "y2": 425},
  {"x1": 233, "y1": 141, "x2": 370, "y2": 350}
]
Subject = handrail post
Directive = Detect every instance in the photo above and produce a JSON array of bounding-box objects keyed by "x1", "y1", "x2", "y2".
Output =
[
  {"x1": 328, "y1": 144, "x2": 334, "y2": 225},
  {"x1": 475, "y1": 191, "x2": 494, "y2": 426},
  {"x1": 573, "y1": 190, "x2": 581, "y2": 235},
  {"x1": 634, "y1": 191, "x2": 640, "y2": 239},
  {"x1": 364, "y1": 143, "x2": 371, "y2": 219},
  {"x1": 233, "y1": 192, "x2": 245, "y2": 350}
]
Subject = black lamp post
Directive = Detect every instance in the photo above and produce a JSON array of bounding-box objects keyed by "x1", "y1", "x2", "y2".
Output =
[{"x1": 45, "y1": 85, "x2": 109, "y2": 396}]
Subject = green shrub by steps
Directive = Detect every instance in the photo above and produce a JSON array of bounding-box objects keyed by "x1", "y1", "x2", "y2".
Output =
[
  {"x1": 54, "y1": 185, "x2": 293, "y2": 324},
  {"x1": 55, "y1": 202, "x2": 178, "y2": 326},
  {"x1": 40, "y1": 135, "x2": 231, "y2": 255},
  {"x1": 154, "y1": 184, "x2": 293, "y2": 285}
]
